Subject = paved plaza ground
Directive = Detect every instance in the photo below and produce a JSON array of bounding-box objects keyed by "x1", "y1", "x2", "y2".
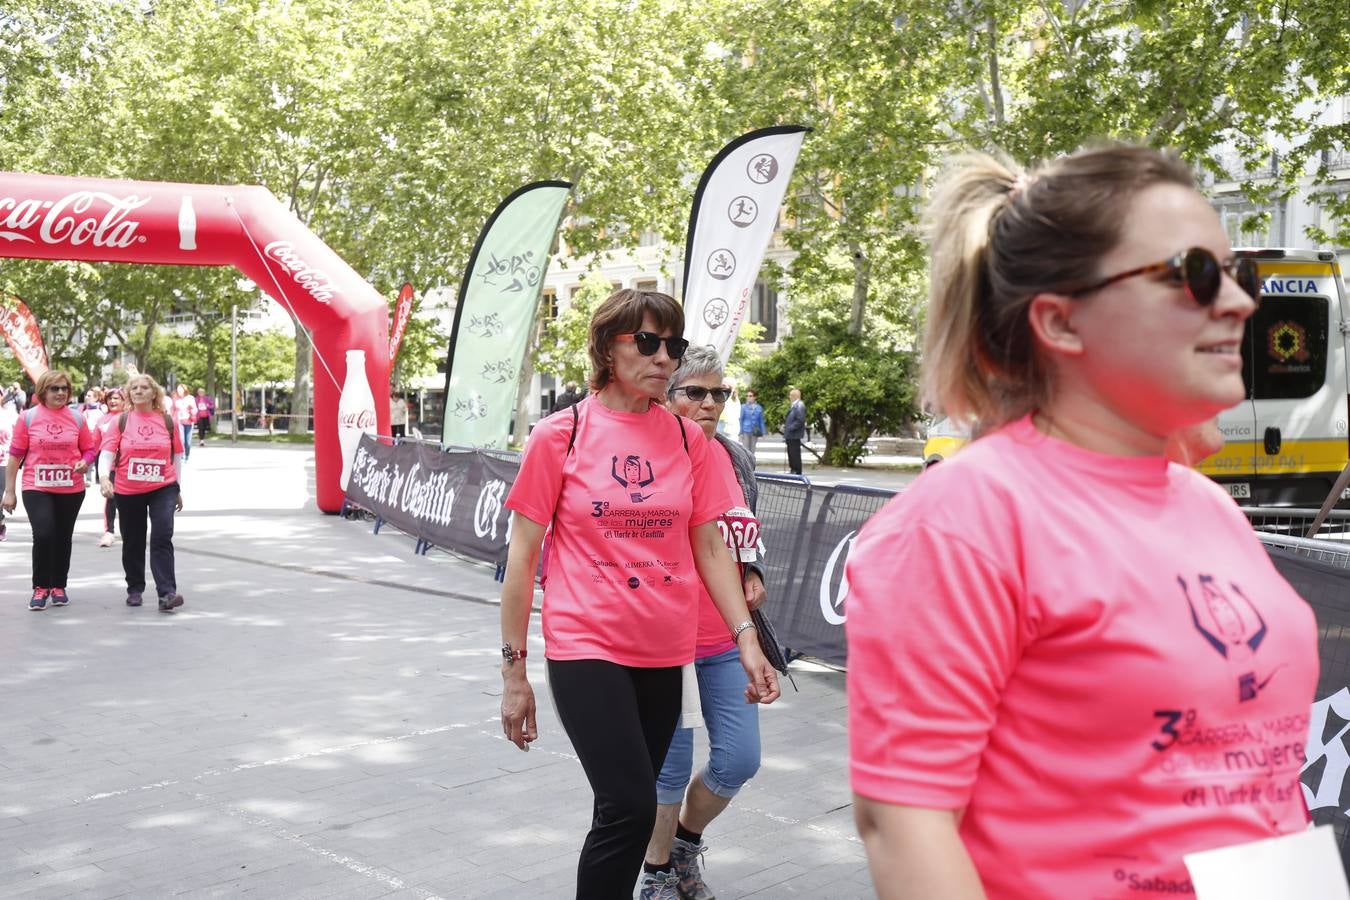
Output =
[{"x1": 0, "y1": 443, "x2": 877, "y2": 898}]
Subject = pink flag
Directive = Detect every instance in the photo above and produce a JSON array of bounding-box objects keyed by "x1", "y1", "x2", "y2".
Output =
[
  {"x1": 389, "y1": 282, "x2": 415, "y2": 364},
  {"x1": 0, "y1": 294, "x2": 49, "y2": 382}
]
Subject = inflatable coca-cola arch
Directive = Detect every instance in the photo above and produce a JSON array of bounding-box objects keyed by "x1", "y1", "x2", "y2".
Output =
[{"x1": 0, "y1": 172, "x2": 388, "y2": 513}]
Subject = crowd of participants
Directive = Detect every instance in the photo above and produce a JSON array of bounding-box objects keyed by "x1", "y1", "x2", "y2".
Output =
[
  {"x1": 496, "y1": 140, "x2": 1327, "y2": 900},
  {"x1": 0, "y1": 372, "x2": 202, "y2": 613}
]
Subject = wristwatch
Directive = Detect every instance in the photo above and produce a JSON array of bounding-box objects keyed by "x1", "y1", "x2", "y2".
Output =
[{"x1": 501, "y1": 641, "x2": 527, "y2": 665}]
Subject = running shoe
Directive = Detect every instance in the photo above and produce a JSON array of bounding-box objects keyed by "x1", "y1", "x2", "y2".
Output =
[
  {"x1": 0, "y1": 521, "x2": 7, "y2": 542},
  {"x1": 49, "y1": 588, "x2": 69, "y2": 607},
  {"x1": 29, "y1": 588, "x2": 47, "y2": 611},
  {"x1": 98, "y1": 532, "x2": 115, "y2": 548},
  {"x1": 158, "y1": 592, "x2": 184, "y2": 612},
  {"x1": 126, "y1": 591, "x2": 143, "y2": 607}
]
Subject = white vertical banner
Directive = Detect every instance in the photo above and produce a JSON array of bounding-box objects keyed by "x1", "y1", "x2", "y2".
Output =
[{"x1": 682, "y1": 126, "x2": 809, "y2": 362}]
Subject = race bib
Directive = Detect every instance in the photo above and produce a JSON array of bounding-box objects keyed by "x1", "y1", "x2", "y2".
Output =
[
  {"x1": 126, "y1": 457, "x2": 166, "y2": 483},
  {"x1": 717, "y1": 509, "x2": 761, "y2": 563},
  {"x1": 33, "y1": 464, "x2": 74, "y2": 488}
]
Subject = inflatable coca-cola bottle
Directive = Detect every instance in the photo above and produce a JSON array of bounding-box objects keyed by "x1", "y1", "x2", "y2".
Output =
[{"x1": 337, "y1": 348, "x2": 377, "y2": 491}]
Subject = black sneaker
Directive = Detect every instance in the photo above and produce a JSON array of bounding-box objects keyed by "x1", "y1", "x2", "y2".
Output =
[
  {"x1": 158, "y1": 592, "x2": 184, "y2": 612},
  {"x1": 28, "y1": 588, "x2": 47, "y2": 611},
  {"x1": 126, "y1": 591, "x2": 143, "y2": 607},
  {"x1": 49, "y1": 588, "x2": 69, "y2": 607}
]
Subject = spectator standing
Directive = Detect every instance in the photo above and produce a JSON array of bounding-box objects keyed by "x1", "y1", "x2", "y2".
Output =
[
  {"x1": 195, "y1": 388, "x2": 214, "y2": 445},
  {"x1": 552, "y1": 380, "x2": 583, "y2": 413},
  {"x1": 173, "y1": 385, "x2": 196, "y2": 459},
  {"x1": 782, "y1": 388, "x2": 806, "y2": 475},
  {"x1": 4, "y1": 382, "x2": 26, "y2": 414},
  {"x1": 100, "y1": 373, "x2": 185, "y2": 612},
  {"x1": 845, "y1": 145, "x2": 1315, "y2": 898},
  {"x1": 3, "y1": 370, "x2": 96, "y2": 610},
  {"x1": 717, "y1": 382, "x2": 740, "y2": 435},
  {"x1": 738, "y1": 389, "x2": 766, "y2": 459},
  {"x1": 390, "y1": 391, "x2": 408, "y2": 438}
]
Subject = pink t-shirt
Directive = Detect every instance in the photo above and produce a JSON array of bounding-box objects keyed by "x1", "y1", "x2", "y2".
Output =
[
  {"x1": 100, "y1": 411, "x2": 183, "y2": 495},
  {"x1": 506, "y1": 396, "x2": 738, "y2": 667},
  {"x1": 173, "y1": 395, "x2": 196, "y2": 426},
  {"x1": 10, "y1": 405, "x2": 97, "y2": 493},
  {"x1": 694, "y1": 438, "x2": 748, "y2": 657},
  {"x1": 0, "y1": 409, "x2": 14, "y2": 465},
  {"x1": 846, "y1": 415, "x2": 1318, "y2": 899}
]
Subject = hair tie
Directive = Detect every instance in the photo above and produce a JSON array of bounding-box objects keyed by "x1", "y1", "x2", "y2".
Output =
[{"x1": 1008, "y1": 172, "x2": 1034, "y2": 202}]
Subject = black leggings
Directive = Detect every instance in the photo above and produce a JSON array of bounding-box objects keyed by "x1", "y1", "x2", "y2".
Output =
[
  {"x1": 547, "y1": 659, "x2": 682, "y2": 900},
  {"x1": 116, "y1": 483, "x2": 178, "y2": 596},
  {"x1": 103, "y1": 473, "x2": 117, "y2": 533},
  {"x1": 23, "y1": 489, "x2": 85, "y2": 589},
  {"x1": 196, "y1": 418, "x2": 209, "y2": 441}
]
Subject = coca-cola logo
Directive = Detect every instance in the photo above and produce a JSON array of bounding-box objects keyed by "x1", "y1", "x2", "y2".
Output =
[
  {"x1": 338, "y1": 409, "x2": 376, "y2": 429},
  {"x1": 0, "y1": 308, "x2": 47, "y2": 369},
  {"x1": 0, "y1": 192, "x2": 150, "y2": 249},
  {"x1": 263, "y1": 240, "x2": 337, "y2": 304}
]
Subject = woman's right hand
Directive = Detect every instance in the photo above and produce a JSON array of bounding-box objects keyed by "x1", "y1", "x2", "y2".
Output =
[
  {"x1": 99, "y1": 478, "x2": 114, "y2": 500},
  {"x1": 501, "y1": 671, "x2": 538, "y2": 751},
  {"x1": 1, "y1": 489, "x2": 14, "y2": 514}
]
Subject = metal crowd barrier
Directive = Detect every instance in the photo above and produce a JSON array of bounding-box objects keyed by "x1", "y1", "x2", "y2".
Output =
[{"x1": 1244, "y1": 507, "x2": 1350, "y2": 541}]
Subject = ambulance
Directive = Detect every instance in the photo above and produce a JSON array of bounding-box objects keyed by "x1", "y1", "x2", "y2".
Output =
[{"x1": 1196, "y1": 249, "x2": 1350, "y2": 507}]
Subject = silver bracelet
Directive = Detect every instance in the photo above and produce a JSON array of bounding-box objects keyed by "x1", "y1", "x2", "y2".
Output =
[{"x1": 732, "y1": 620, "x2": 756, "y2": 643}]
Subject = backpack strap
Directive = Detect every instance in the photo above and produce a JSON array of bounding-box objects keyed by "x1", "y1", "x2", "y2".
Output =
[{"x1": 566, "y1": 401, "x2": 578, "y2": 456}]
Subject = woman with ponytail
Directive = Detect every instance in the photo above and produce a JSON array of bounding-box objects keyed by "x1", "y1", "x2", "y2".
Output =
[{"x1": 846, "y1": 144, "x2": 1318, "y2": 898}]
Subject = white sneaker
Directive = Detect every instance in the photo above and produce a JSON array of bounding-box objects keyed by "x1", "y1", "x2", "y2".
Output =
[{"x1": 98, "y1": 532, "x2": 115, "y2": 548}]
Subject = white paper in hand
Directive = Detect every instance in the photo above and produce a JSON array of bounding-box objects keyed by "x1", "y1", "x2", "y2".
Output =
[{"x1": 1184, "y1": 825, "x2": 1349, "y2": 900}]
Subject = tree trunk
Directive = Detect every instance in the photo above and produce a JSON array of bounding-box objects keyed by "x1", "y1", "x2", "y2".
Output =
[
  {"x1": 289, "y1": 316, "x2": 312, "y2": 435},
  {"x1": 203, "y1": 321, "x2": 218, "y2": 397},
  {"x1": 848, "y1": 245, "x2": 870, "y2": 337}
]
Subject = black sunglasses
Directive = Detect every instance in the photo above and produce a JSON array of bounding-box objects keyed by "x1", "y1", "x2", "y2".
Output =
[
  {"x1": 670, "y1": 386, "x2": 731, "y2": 403},
  {"x1": 47, "y1": 385, "x2": 71, "y2": 393},
  {"x1": 1070, "y1": 247, "x2": 1261, "y2": 307},
  {"x1": 615, "y1": 332, "x2": 689, "y2": 359}
]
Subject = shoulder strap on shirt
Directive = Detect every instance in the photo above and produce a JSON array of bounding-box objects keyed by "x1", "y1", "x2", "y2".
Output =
[
  {"x1": 24, "y1": 407, "x2": 34, "y2": 429},
  {"x1": 566, "y1": 401, "x2": 578, "y2": 456},
  {"x1": 668, "y1": 407, "x2": 689, "y2": 456}
]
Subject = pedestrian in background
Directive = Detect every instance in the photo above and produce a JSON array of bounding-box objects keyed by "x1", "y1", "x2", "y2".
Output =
[
  {"x1": 96, "y1": 389, "x2": 125, "y2": 548},
  {"x1": 552, "y1": 380, "x2": 583, "y2": 413},
  {"x1": 845, "y1": 144, "x2": 1315, "y2": 899},
  {"x1": 3, "y1": 369, "x2": 96, "y2": 610},
  {"x1": 782, "y1": 388, "x2": 806, "y2": 475},
  {"x1": 173, "y1": 384, "x2": 196, "y2": 460},
  {"x1": 639, "y1": 346, "x2": 768, "y2": 900},
  {"x1": 0, "y1": 402, "x2": 15, "y2": 542},
  {"x1": 101, "y1": 374, "x2": 185, "y2": 612},
  {"x1": 4, "y1": 382, "x2": 26, "y2": 414},
  {"x1": 716, "y1": 382, "x2": 740, "y2": 436},
  {"x1": 498, "y1": 288, "x2": 779, "y2": 899},
  {"x1": 738, "y1": 388, "x2": 765, "y2": 459},
  {"x1": 195, "y1": 388, "x2": 214, "y2": 446},
  {"x1": 390, "y1": 391, "x2": 408, "y2": 438}
]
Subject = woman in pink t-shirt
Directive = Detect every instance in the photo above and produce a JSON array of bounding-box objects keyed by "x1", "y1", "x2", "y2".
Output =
[
  {"x1": 846, "y1": 145, "x2": 1319, "y2": 899},
  {"x1": 95, "y1": 389, "x2": 125, "y2": 548},
  {"x1": 2, "y1": 369, "x2": 97, "y2": 611},
  {"x1": 99, "y1": 373, "x2": 185, "y2": 612},
  {"x1": 499, "y1": 288, "x2": 779, "y2": 899}
]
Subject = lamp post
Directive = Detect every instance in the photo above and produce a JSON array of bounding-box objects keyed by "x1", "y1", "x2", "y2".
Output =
[{"x1": 230, "y1": 303, "x2": 238, "y2": 444}]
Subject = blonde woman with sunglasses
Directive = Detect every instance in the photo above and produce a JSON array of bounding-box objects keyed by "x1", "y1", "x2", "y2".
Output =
[
  {"x1": 846, "y1": 145, "x2": 1317, "y2": 899},
  {"x1": 2, "y1": 370, "x2": 97, "y2": 610}
]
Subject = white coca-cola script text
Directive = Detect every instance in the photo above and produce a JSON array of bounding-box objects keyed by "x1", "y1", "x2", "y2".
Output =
[{"x1": 0, "y1": 191, "x2": 150, "y2": 249}]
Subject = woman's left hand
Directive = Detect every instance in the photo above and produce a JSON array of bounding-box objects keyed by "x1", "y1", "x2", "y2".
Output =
[
  {"x1": 738, "y1": 636, "x2": 781, "y2": 705},
  {"x1": 743, "y1": 571, "x2": 767, "y2": 611},
  {"x1": 73, "y1": 460, "x2": 89, "y2": 474}
]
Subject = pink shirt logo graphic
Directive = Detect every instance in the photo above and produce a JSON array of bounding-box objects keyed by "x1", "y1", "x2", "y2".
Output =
[
  {"x1": 0, "y1": 191, "x2": 150, "y2": 248},
  {"x1": 264, "y1": 240, "x2": 338, "y2": 304}
]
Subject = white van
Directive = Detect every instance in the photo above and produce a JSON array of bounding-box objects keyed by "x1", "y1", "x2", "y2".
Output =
[{"x1": 1197, "y1": 249, "x2": 1349, "y2": 507}]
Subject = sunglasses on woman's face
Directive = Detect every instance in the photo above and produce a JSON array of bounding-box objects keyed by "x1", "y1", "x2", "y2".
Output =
[
  {"x1": 670, "y1": 386, "x2": 731, "y2": 403},
  {"x1": 48, "y1": 385, "x2": 70, "y2": 393},
  {"x1": 615, "y1": 332, "x2": 689, "y2": 359},
  {"x1": 1070, "y1": 247, "x2": 1261, "y2": 307}
]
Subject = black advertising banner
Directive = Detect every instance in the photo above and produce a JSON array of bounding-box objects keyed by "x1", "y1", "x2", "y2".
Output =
[
  {"x1": 1267, "y1": 547, "x2": 1350, "y2": 871},
  {"x1": 344, "y1": 435, "x2": 515, "y2": 565}
]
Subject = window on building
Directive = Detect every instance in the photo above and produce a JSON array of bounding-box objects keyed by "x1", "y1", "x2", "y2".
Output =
[
  {"x1": 542, "y1": 289, "x2": 558, "y2": 319},
  {"x1": 638, "y1": 229, "x2": 662, "y2": 247},
  {"x1": 750, "y1": 280, "x2": 778, "y2": 342},
  {"x1": 635, "y1": 279, "x2": 658, "y2": 291},
  {"x1": 1215, "y1": 197, "x2": 1285, "y2": 248}
]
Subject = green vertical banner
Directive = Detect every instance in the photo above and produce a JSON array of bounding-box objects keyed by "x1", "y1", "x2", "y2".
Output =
[{"x1": 441, "y1": 181, "x2": 571, "y2": 448}]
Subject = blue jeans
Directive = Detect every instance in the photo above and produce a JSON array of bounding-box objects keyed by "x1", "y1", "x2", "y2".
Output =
[{"x1": 656, "y1": 648, "x2": 761, "y2": 805}]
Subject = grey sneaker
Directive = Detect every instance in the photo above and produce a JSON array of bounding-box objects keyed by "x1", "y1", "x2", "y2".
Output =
[
  {"x1": 637, "y1": 870, "x2": 682, "y2": 900},
  {"x1": 670, "y1": 836, "x2": 715, "y2": 900}
]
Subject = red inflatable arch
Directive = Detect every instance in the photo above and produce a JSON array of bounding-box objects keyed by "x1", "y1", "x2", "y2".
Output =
[{"x1": 0, "y1": 172, "x2": 389, "y2": 513}]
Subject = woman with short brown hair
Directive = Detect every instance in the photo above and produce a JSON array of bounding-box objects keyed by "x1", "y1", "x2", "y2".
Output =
[{"x1": 499, "y1": 288, "x2": 780, "y2": 899}]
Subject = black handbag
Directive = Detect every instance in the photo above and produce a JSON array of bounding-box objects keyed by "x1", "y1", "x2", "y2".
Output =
[{"x1": 751, "y1": 606, "x2": 797, "y2": 691}]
